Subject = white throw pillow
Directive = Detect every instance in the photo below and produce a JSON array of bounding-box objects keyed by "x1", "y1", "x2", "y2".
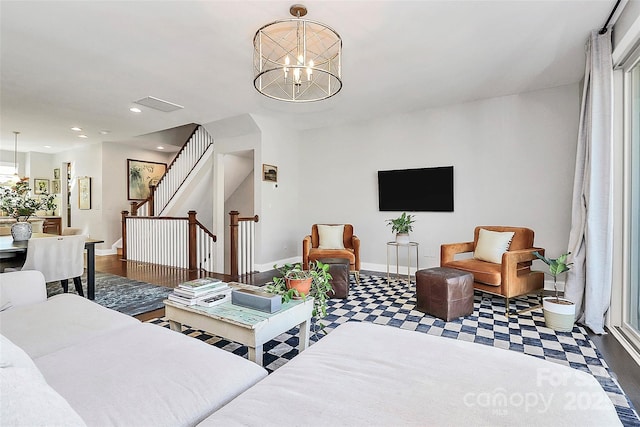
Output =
[
  {"x1": 473, "y1": 229, "x2": 515, "y2": 264},
  {"x1": 317, "y1": 225, "x2": 345, "y2": 249}
]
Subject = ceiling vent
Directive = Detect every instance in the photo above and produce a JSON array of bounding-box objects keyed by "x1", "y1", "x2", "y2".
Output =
[{"x1": 133, "y1": 96, "x2": 184, "y2": 112}]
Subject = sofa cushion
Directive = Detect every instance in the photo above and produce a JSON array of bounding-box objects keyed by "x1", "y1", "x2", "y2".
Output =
[
  {"x1": 0, "y1": 335, "x2": 86, "y2": 427},
  {"x1": 317, "y1": 224, "x2": 345, "y2": 249},
  {"x1": 35, "y1": 323, "x2": 267, "y2": 427},
  {"x1": 198, "y1": 322, "x2": 620, "y2": 427},
  {"x1": 308, "y1": 248, "x2": 355, "y2": 265},
  {"x1": 444, "y1": 259, "x2": 502, "y2": 286},
  {"x1": 0, "y1": 271, "x2": 48, "y2": 311},
  {"x1": 473, "y1": 228, "x2": 514, "y2": 264},
  {"x1": 0, "y1": 293, "x2": 140, "y2": 358}
]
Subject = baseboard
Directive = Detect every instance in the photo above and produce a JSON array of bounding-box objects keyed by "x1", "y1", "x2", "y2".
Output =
[
  {"x1": 96, "y1": 248, "x2": 117, "y2": 256},
  {"x1": 544, "y1": 279, "x2": 565, "y2": 292},
  {"x1": 255, "y1": 256, "x2": 301, "y2": 272}
]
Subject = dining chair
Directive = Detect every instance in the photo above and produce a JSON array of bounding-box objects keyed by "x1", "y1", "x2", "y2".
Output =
[
  {"x1": 61, "y1": 227, "x2": 84, "y2": 236},
  {"x1": 18, "y1": 235, "x2": 87, "y2": 297}
]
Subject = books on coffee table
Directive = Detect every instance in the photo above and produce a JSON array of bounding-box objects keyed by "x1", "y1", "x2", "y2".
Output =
[
  {"x1": 167, "y1": 280, "x2": 230, "y2": 306},
  {"x1": 178, "y1": 277, "x2": 223, "y2": 290}
]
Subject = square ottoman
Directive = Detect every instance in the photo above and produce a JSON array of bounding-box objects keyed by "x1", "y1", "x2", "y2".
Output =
[
  {"x1": 317, "y1": 257, "x2": 350, "y2": 299},
  {"x1": 415, "y1": 267, "x2": 474, "y2": 321}
]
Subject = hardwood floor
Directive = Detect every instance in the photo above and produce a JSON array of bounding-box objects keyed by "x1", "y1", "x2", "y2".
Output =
[
  {"x1": 96, "y1": 255, "x2": 640, "y2": 410},
  {"x1": 96, "y1": 255, "x2": 277, "y2": 321}
]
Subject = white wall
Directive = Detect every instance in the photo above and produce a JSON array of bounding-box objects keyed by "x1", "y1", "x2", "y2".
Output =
[
  {"x1": 53, "y1": 143, "x2": 104, "y2": 241},
  {"x1": 298, "y1": 83, "x2": 580, "y2": 271},
  {"x1": 250, "y1": 115, "x2": 304, "y2": 268},
  {"x1": 100, "y1": 142, "x2": 173, "y2": 252}
]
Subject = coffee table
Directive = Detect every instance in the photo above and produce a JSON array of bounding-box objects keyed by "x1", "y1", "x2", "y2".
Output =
[{"x1": 164, "y1": 282, "x2": 313, "y2": 366}]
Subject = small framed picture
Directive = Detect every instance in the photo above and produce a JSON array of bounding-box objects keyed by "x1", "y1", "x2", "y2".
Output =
[
  {"x1": 34, "y1": 178, "x2": 49, "y2": 195},
  {"x1": 52, "y1": 179, "x2": 61, "y2": 194},
  {"x1": 262, "y1": 164, "x2": 277, "y2": 182},
  {"x1": 78, "y1": 176, "x2": 91, "y2": 210},
  {"x1": 53, "y1": 168, "x2": 60, "y2": 179}
]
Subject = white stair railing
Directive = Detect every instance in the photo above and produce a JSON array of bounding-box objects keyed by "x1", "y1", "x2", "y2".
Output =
[
  {"x1": 154, "y1": 126, "x2": 213, "y2": 216},
  {"x1": 123, "y1": 211, "x2": 216, "y2": 272}
]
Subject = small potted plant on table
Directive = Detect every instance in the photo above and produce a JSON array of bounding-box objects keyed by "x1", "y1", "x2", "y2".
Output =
[
  {"x1": 265, "y1": 261, "x2": 332, "y2": 333},
  {"x1": 533, "y1": 251, "x2": 575, "y2": 332},
  {"x1": 0, "y1": 178, "x2": 55, "y2": 241},
  {"x1": 386, "y1": 212, "x2": 415, "y2": 244}
]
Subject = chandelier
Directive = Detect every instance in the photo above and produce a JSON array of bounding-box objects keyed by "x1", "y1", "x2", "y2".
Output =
[{"x1": 253, "y1": 4, "x2": 342, "y2": 102}]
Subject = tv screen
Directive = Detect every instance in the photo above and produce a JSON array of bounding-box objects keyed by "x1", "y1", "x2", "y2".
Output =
[{"x1": 378, "y1": 166, "x2": 454, "y2": 212}]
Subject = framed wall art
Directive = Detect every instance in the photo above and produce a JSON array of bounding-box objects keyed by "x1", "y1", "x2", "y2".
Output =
[
  {"x1": 51, "y1": 179, "x2": 61, "y2": 194},
  {"x1": 262, "y1": 164, "x2": 277, "y2": 182},
  {"x1": 78, "y1": 176, "x2": 91, "y2": 210},
  {"x1": 127, "y1": 159, "x2": 167, "y2": 201},
  {"x1": 34, "y1": 178, "x2": 49, "y2": 195},
  {"x1": 53, "y1": 168, "x2": 60, "y2": 179}
]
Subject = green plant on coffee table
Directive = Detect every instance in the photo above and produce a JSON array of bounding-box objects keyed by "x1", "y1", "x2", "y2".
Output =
[
  {"x1": 386, "y1": 212, "x2": 415, "y2": 234},
  {"x1": 533, "y1": 251, "x2": 572, "y2": 302},
  {"x1": 265, "y1": 261, "x2": 332, "y2": 331}
]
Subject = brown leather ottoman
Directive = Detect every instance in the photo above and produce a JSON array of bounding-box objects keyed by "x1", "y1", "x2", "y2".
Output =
[
  {"x1": 317, "y1": 258, "x2": 350, "y2": 299},
  {"x1": 415, "y1": 267, "x2": 474, "y2": 321}
]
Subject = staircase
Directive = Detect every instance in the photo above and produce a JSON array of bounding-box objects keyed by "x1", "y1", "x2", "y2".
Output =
[
  {"x1": 131, "y1": 126, "x2": 213, "y2": 217},
  {"x1": 123, "y1": 126, "x2": 218, "y2": 272}
]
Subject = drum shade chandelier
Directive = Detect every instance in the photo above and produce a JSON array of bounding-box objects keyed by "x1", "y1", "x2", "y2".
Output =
[{"x1": 253, "y1": 4, "x2": 342, "y2": 102}]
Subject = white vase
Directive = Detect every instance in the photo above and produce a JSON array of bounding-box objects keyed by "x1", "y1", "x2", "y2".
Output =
[
  {"x1": 395, "y1": 233, "x2": 410, "y2": 245},
  {"x1": 11, "y1": 221, "x2": 32, "y2": 241},
  {"x1": 543, "y1": 297, "x2": 576, "y2": 332}
]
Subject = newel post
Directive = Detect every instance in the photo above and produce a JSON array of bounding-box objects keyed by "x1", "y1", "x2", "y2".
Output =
[
  {"x1": 129, "y1": 202, "x2": 138, "y2": 217},
  {"x1": 188, "y1": 210, "x2": 197, "y2": 271},
  {"x1": 121, "y1": 210, "x2": 128, "y2": 260},
  {"x1": 229, "y1": 210, "x2": 239, "y2": 276}
]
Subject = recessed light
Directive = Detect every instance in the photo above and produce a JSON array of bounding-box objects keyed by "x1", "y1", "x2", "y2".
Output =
[
  {"x1": 71, "y1": 127, "x2": 82, "y2": 132},
  {"x1": 44, "y1": 145, "x2": 52, "y2": 148},
  {"x1": 157, "y1": 146, "x2": 165, "y2": 150},
  {"x1": 99, "y1": 130, "x2": 110, "y2": 135},
  {"x1": 130, "y1": 107, "x2": 142, "y2": 113},
  {"x1": 78, "y1": 134, "x2": 88, "y2": 138}
]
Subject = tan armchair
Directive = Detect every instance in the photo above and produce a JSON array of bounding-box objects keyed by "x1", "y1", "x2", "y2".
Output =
[
  {"x1": 440, "y1": 226, "x2": 545, "y2": 316},
  {"x1": 303, "y1": 224, "x2": 360, "y2": 281}
]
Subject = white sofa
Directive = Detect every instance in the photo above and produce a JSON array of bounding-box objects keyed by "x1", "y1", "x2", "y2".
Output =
[
  {"x1": 0, "y1": 271, "x2": 267, "y2": 427},
  {"x1": 0, "y1": 271, "x2": 623, "y2": 426},
  {"x1": 201, "y1": 321, "x2": 622, "y2": 426}
]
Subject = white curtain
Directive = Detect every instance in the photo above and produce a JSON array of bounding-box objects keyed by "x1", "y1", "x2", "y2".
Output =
[{"x1": 565, "y1": 30, "x2": 614, "y2": 335}]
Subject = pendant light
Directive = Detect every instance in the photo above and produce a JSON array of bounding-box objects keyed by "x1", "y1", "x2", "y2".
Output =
[{"x1": 10, "y1": 131, "x2": 21, "y2": 184}]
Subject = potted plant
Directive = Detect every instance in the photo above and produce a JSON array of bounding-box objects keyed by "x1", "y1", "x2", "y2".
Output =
[
  {"x1": 265, "y1": 261, "x2": 333, "y2": 333},
  {"x1": 533, "y1": 251, "x2": 575, "y2": 332},
  {"x1": 44, "y1": 194, "x2": 57, "y2": 216},
  {"x1": 0, "y1": 178, "x2": 54, "y2": 241},
  {"x1": 386, "y1": 212, "x2": 415, "y2": 244}
]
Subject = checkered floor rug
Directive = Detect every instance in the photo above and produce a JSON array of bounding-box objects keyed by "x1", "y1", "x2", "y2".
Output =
[{"x1": 147, "y1": 274, "x2": 640, "y2": 426}]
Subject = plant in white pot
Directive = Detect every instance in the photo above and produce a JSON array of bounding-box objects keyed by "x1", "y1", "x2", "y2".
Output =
[
  {"x1": 0, "y1": 178, "x2": 54, "y2": 241},
  {"x1": 386, "y1": 212, "x2": 415, "y2": 244},
  {"x1": 533, "y1": 251, "x2": 575, "y2": 332}
]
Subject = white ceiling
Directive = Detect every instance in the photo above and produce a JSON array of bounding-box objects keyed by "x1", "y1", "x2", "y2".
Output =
[{"x1": 0, "y1": 0, "x2": 614, "y2": 154}]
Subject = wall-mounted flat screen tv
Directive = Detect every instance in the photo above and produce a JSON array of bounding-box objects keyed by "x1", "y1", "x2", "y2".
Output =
[{"x1": 378, "y1": 166, "x2": 454, "y2": 212}]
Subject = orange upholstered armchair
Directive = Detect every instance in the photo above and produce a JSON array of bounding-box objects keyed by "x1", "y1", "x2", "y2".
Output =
[
  {"x1": 440, "y1": 226, "x2": 545, "y2": 316},
  {"x1": 303, "y1": 224, "x2": 360, "y2": 281}
]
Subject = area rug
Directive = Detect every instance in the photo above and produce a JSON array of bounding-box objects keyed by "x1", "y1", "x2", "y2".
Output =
[
  {"x1": 147, "y1": 274, "x2": 640, "y2": 426},
  {"x1": 46, "y1": 272, "x2": 173, "y2": 317}
]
